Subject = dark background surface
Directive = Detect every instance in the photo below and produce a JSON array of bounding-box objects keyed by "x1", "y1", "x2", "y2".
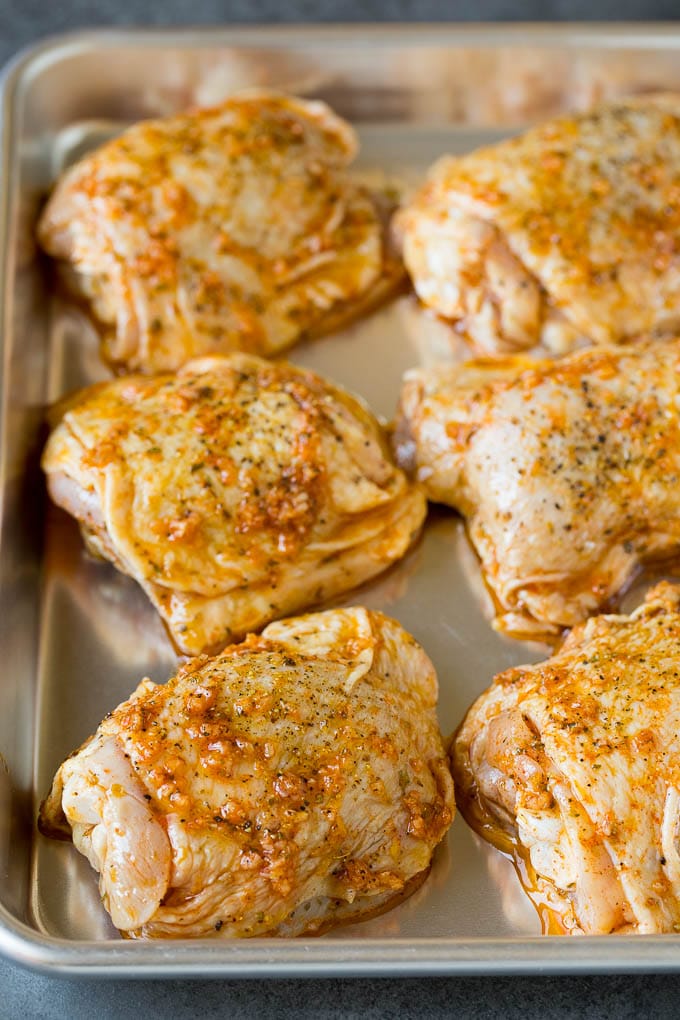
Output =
[
  {"x1": 6, "y1": 1, "x2": 680, "y2": 1016},
  {"x1": 0, "y1": 0, "x2": 679, "y2": 69},
  {"x1": 4, "y1": 969, "x2": 680, "y2": 1018}
]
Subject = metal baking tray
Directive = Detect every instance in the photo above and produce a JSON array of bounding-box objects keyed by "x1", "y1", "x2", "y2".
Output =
[{"x1": 3, "y1": 24, "x2": 680, "y2": 978}]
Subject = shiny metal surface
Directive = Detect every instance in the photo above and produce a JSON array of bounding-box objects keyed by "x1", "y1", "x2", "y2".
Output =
[{"x1": 3, "y1": 25, "x2": 680, "y2": 976}]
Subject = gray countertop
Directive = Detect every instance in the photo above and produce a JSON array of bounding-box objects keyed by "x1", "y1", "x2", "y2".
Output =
[
  {"x1": 6, "y1": 1, "x2": 680, "y2": 1016},
  {"x1": 3, "y1": 965, "x2": 680, "y2": 1019}
]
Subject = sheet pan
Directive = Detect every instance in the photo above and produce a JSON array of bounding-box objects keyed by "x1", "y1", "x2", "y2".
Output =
[{"x1": 3, "y1": 24, "x2": 680, "y2": 976}]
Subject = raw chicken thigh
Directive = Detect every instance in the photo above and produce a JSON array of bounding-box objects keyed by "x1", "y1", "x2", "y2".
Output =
[
  {"x1": 395, "y1": 338, "x2": 680, "y2": 637},
  {"x1": 38, "y1": 91, "x2": 400, "y2": 373},
  {"x1": 39, "y1": 607, "x2": 454, "y2": 938},
  {"x1": 452, "y1": 583, "x2": 680, "y2": 935},
  {"x1": 397, "y1": 96, "x2": 680, "y2": 355},
  {"x1": 42, "y1": 353, "x2": 426, "y2": 654}
]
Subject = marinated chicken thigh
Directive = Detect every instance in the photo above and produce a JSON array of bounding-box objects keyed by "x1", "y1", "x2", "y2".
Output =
[
  {"x1": 396, "y1": 95, "x2": 680, "y2": 355},
  {"x1": 39, "y1": 607, "x2": 454, "y2": 938},
  {"x1": 43, "y1": 353, "x2": 426, "y2": 655},
  {"x1": 395, "y1": 338, "x2": 680, "y2": 637},
  {"x1": 38, "y1": 91, "x2": 400, "y2": 374},
  {"x1": 452, "y1": 582, "x2": 680, "y2": 935}
]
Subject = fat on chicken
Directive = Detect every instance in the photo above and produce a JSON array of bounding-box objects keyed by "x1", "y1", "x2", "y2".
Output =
[
  {"x1": 39, "y1": 607, "x2": 454, "y2": 938},
  {"x1": 38, "y1": 91, "x2": 401, "y2": 374}
]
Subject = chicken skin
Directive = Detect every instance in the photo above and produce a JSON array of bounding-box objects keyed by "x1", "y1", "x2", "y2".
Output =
[
  {"x1": 396, "y1": 95, "x2": 680, "y2": 355},
  {"x1": 394, "y1": 338, "x2": 680, "y2": 638},
  {"x1": 39, "y1": 607, "x2": 454, "y2": 938},
  {"x1": 452, "y1": 582, "x2": 680, "y2": 935},
  {"x1": 38, "y1": 91, "x2": 399, "y2": 374},
  {"x1": 42, "y1": 353, "x2": 426, "y2": 655}
]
